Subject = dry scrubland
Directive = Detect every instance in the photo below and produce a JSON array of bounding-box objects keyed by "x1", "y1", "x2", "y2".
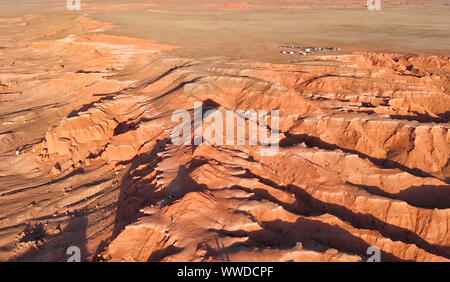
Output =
[{"x1": 0, "y1": 0, "x2": 449, "y2": 261}]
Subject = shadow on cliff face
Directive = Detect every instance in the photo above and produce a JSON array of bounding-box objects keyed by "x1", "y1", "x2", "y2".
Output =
[
  {"x1": 147, "y1": 245, "x2": 184, "y2": 262},
  {"x1": 225, "y1": 183, "x2": 323, "y2": 217},
  {"x1": 390, "y1": 111, "x2": 450, "y2": 124},
  {"x1": 290, "y1": 184, "x2": 450, "y2": 260},
  {"x1": 279, "y1": 133, "x2": 450, "y2": 209},
  {"x1": 207, "y1": 214, "x2": 404, "y2": 262},
  {"x1": 108, "y1": 137, "x2": 209, "y2": 239},
  {"x1": 110, "y1": 138, "x2": 171, "y2": 239},
  {"x1": 279, "y1": 133, "x2": 448, "y2": 183},
  {"x1": 198, "y1": 184, "x2": 403, "y2": 261},
  {"x1": 348, "y1": 182, "x2": 450, "y2": 209}
]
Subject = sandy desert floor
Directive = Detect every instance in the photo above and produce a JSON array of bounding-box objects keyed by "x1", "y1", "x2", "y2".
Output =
[{"x1": 0, "y1": 0, "x2": 449, "y2": 262}]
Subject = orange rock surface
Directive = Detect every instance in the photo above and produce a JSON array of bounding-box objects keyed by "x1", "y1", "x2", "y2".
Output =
[{"x1": 0, "y1": 2, "x2": 448, "y2": 262}]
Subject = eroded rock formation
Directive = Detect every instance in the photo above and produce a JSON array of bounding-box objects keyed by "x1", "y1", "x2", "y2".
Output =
[{"x1": 0, "y1": 11, "x2": 448, "y2": 262}]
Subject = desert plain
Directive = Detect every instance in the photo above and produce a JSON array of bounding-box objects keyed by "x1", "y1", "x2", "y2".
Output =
[{"x1": 0, "y1": 0, "x2": 449, "y2": 262}]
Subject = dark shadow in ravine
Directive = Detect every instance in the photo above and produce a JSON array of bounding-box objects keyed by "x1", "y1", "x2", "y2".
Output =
[
  {"x1": 290, "y1": 184, "x2": 450, "y2": 259},
  {"x1": 348, "y1": 182, "x2": 450, "y2": 209},
  {"x1": 390, "y1": 112, "x2": 450, "y2": 124},
  {"x1": 10, "y1": 216, "x2": 88, "y2": 262},
  {"x1": 110, "y1": 137, "x2": 209, "y2": 236},
  {"x1": 279, "y1": 133, "x2": 447, "y2": 183},
  {"x1": 207, "y1": 213, "x2": 405, "y2": 262},
  {"x1": 111, "y1": 138, "x2": 171, "y2": 239},
  {"x1": 147, "y1": 245, "x2": 184, "y2": 262}
]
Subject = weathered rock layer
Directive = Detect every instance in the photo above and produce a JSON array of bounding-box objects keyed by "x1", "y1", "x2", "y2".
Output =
[{"x1": 0, "y1": 12, "x2": 448, "y2": 262}]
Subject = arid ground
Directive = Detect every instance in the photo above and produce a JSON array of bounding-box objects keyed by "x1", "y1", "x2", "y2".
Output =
[{"x1": 0, "y1": 0, "x2": 449, "y2": 262}]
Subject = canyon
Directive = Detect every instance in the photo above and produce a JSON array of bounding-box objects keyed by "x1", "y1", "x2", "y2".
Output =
[{"x1": 0, "y1": 0, "x2": 448, "y2": 262}]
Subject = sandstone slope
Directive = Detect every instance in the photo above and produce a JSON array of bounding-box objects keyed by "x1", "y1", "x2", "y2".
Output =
[{"x1": 0, "y1": 11, "x2": 448, "y2": 262}]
